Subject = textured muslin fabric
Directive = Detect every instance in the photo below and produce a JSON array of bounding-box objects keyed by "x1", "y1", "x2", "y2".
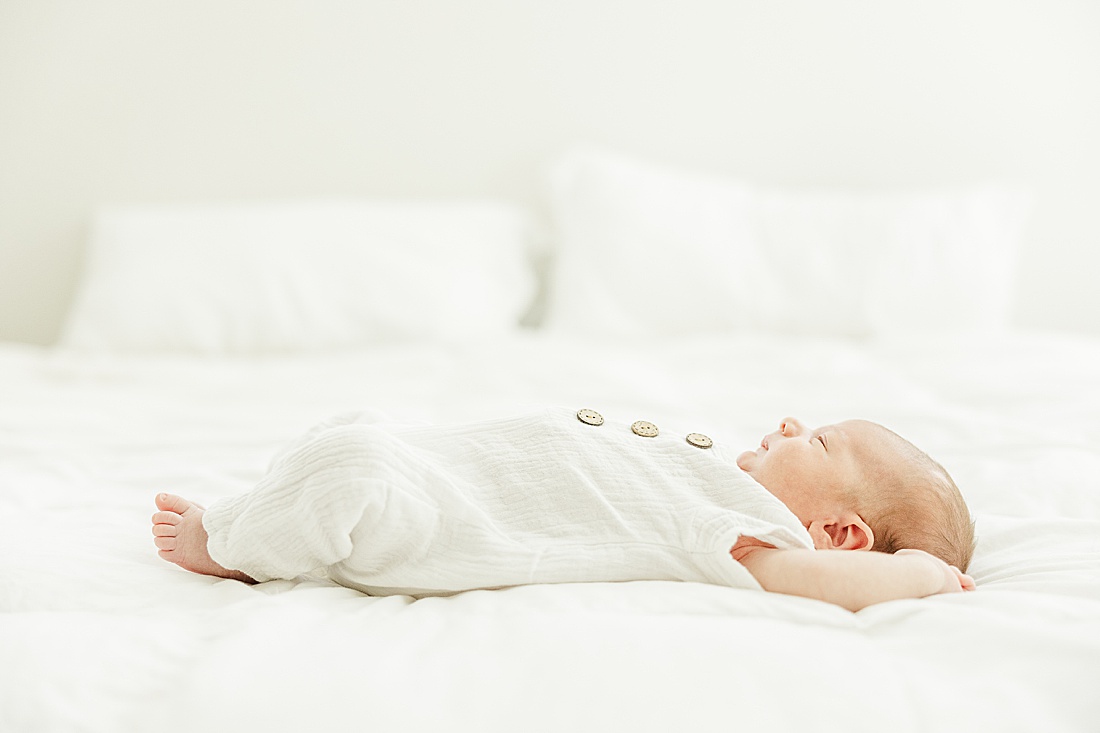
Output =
[{"x1": 202, "y1": 406, "x2": 814, "y2": 596}]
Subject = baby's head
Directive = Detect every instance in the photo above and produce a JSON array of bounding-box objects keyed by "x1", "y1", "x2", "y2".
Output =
[{"x1": 737, "y1": 417, "x2": 975, "y2": 572}]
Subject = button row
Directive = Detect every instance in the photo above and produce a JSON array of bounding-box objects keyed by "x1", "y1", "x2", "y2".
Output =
[{"x1": 576, "y1": 408, "x2": 712, "y2": 449}]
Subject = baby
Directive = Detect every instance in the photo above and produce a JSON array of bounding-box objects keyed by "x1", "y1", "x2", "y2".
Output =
[{"x1": 151, "y1": 407, "x2": 976, "y2": 611}]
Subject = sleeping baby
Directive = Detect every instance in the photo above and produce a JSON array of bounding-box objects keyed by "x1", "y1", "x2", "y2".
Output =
[{"x1": 151, "y1": 407, "x2": 976, "y2": 611}]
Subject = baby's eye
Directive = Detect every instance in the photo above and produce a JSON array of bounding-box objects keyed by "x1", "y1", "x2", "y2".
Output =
[{"x1": 817, "y1": 435, "x2": 827, "y2": 450}]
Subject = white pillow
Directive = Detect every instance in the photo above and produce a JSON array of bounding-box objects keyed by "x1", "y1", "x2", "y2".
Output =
[
  {"x1": 60, "y1": 201, "x2": 537, "y2": 353},
  {"x1": 544, "y1": 147, "x2": 1031, "y2": 339}
]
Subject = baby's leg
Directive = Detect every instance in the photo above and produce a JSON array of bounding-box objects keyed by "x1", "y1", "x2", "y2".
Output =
[
  {"x1": 183, "y1": 423, "x2": 396, "y2": 584},
  {"x1": 152, "y1": 493, "x2": 255, "y2": 583}
]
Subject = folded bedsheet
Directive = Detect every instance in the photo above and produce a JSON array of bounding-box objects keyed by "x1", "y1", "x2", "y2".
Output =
[{"x1": 1, "y1": 332, "x2": 1098, "y2": 733}]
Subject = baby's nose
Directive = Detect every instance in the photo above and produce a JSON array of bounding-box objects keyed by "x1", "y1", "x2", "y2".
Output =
[{"x1": 779, "y1": 417, "x2": 804, "y2": 437}]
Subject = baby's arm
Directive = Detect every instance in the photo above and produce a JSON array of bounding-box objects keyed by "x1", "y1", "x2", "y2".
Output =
[{"x1": 735, "y1": 545, "x2": 975, "y2": 612}]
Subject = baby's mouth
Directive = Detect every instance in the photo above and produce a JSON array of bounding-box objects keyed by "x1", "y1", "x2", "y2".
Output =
[{"x1": 761, "y1": 436, "x2": 769, "y2": 451}]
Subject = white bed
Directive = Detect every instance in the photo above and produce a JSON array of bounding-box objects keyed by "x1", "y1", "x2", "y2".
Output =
[{"x1": 2, "y1": 149, "x2": 1099, "y2": 732}]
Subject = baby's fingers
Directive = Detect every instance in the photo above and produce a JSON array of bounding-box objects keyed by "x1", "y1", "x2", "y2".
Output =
[{"x1": 952, "y1": 566, "x2": 977, "y2": 592}]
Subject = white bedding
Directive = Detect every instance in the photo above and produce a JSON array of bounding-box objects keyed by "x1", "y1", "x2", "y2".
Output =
[{"x1": 2, "y1": 332, "x2": 1099, "y2": 732}]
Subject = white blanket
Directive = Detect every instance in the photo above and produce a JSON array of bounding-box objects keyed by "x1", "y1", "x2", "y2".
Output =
[
  {"x1": 203, "y1": 407, "x2": 812, "y2": 595},
  {"x1": 1, "y1": 332, "x2": 1099, "y2": 732}
]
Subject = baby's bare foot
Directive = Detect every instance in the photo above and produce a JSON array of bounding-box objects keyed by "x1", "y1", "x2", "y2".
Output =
[{"x1": 152, "y1": 493, "x2": 255, "y2": 583}]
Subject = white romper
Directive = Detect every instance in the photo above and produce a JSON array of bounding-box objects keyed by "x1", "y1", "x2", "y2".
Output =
[{"x1": 203, "y1": 406, "x2": 814, "y2": 597}]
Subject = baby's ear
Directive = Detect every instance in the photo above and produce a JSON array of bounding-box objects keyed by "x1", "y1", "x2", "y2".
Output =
[{"x1": 808, "y1": 513, "x2": 874, "y2": 551}]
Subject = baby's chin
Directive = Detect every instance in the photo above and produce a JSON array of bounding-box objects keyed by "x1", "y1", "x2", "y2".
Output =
[{"x1": 736, "y1": 450, "x2": 755, "y2": 472}]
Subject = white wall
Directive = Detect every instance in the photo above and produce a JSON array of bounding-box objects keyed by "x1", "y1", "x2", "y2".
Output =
[{"x1": 2, "y1": 0, "x2": 1099, "y2": 344}]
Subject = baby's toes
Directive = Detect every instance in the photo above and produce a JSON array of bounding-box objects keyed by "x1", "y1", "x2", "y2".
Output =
[
  {"x1": 152, "y1": 523, "x2": 176, "y2": 537},
  {"x1": 152, "y1": 511, "x2": 181, "y2": 526},
  {"x1": 155, "y1": 493, "x2": 194, "y2": 514},
  {"x1": 154, "y1": 535, "x2": 177, "y2": 551}
]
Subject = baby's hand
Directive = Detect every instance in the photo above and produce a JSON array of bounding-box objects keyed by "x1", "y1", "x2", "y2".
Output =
[{"x1": 896, "y1": 548, "x2": 976, "y2": 595}]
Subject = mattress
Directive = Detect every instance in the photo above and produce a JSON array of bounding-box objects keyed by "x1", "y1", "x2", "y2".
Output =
[{"x1": 2, "y1": 331, "x2": 1099, "y2": 732}]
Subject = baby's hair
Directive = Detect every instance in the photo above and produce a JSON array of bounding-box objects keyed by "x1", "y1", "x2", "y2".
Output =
[{"x1": 848, "y1": 422, "x2": 976, "y2": 573}]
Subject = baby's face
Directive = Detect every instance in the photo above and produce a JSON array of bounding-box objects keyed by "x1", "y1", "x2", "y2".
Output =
[{"x1": 737, "y1": 417, "x2": 885, "y2": 525}]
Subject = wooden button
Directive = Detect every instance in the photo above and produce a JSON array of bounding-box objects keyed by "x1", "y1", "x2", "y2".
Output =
[
  {"x1": 631, "y1": 420, "x2": 659, "y2": 438},
  {"x1": 686, "y1": 433, "x2": 713, "y2": 449},
  {"x1": 576, "y1": 409, "x2": 604, "y2": 426}
]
